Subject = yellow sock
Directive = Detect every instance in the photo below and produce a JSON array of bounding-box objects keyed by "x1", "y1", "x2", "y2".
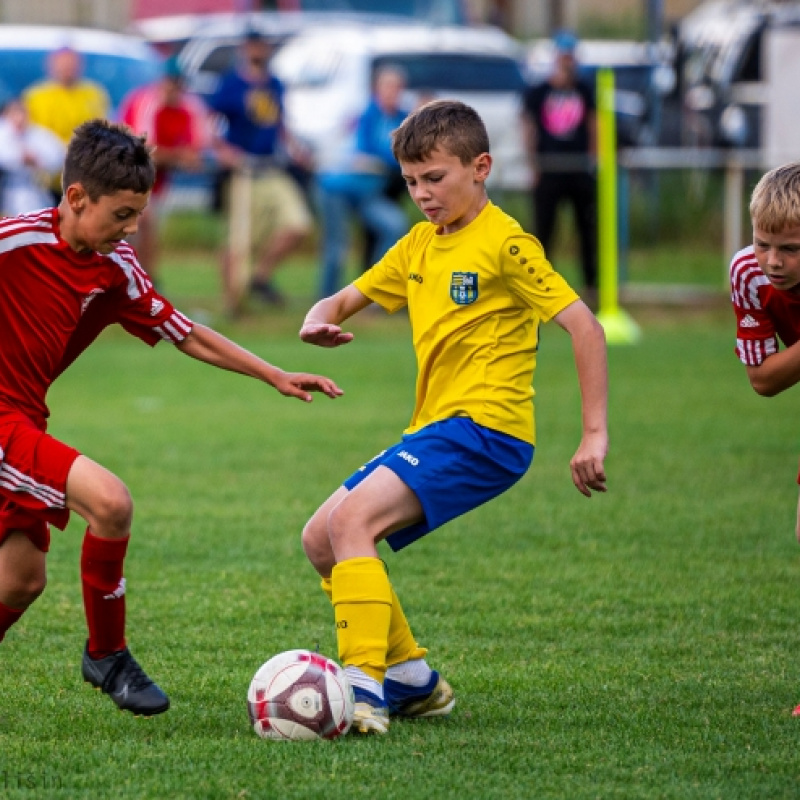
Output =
[
  {"x1": 386, "y1": 585, "x2": 427, "y2": 667},
  {"x1": 330, "y1": 557, "x2": 392, "y2": 683},
  {"x1": 320, "y1": 576, "x2": 333, "y2": 602},
  {"x1": 322, "y1": 574, "x2": 426, "y2": 668}
]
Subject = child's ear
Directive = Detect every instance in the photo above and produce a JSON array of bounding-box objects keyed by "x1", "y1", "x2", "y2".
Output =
[
  {"x1": 65, "y1": 183, "x2": 87, "y2": 214},
  {"x1": 474, "y1": 152, "x2": 492, "y2": 183}
]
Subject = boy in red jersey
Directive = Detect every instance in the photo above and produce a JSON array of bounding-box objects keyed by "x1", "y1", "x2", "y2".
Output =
[
  {"x1": 729, "y1": 161, "x2": 800, "y2": 714},
  {"x1": 0, "y1": 119, "x2": 342, "y2": 716}
]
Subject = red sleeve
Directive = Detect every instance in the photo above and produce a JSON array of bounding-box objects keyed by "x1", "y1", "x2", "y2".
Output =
[
  {"x1": 730, "y1": 249, "x2": 778, "y2": 366},
  {"x1": 92, "y1": 245, "x2": 194, "y2": 346}
]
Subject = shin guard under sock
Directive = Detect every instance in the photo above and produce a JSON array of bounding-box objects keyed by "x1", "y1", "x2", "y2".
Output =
[
  {"x1": 386, "y1": 584, "x2": 427, "y2": 667},
  {"x1": 81, "y1": 529, "x2": 128, "y2": 659},
  {"x1": 322, "y1": 573, "x2": 426, "y2": 669},
  {"x1": 330, "y1": 557, "x2": 392, "y2": 683}
]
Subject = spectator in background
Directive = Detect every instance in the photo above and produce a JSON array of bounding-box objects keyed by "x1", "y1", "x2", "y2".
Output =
[
  {"x1": 0, "y1": 97, "x2": 65, "y2": 216},
  {"x1": 118, "y1": 55, "x2": 213, "y2": 287},
  {"x1": 522, "y1": 30, "x2": 598, "y2": 302},
  {"x1": 316, "y1": 65, "x2": 410, "y2": 298},
  {"x1": 207, "y1": 29, "x2": 313, "y2": 313},
  {"x1": 23, "y1": 45, "x2": 110, "y2": 202}
]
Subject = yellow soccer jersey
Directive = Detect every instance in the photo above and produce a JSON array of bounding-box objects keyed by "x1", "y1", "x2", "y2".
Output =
[
  {"x1": 24, "y1": 80, "x2": 110, "y2": 145},
  {"x1": 353, "y1": 201, "x2": 579, "y2": 444}
]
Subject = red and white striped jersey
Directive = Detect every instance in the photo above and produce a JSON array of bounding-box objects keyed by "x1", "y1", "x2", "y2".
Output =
[
  {"x1": 0, "y1": 207, "x2": 193, "y2": 425},
  {"x1": 730, "y1": 244, "x2": 800, "y2": 366}
]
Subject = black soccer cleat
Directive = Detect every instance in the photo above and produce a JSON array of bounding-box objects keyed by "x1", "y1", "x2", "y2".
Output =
[{"x1": 82, "y1": 644, "x2": 170, "y2": 717}]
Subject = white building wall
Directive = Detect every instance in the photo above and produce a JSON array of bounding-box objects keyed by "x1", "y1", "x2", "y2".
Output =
[{"x1": 0, "y1": 0, "x2": 130, "y2": 29}]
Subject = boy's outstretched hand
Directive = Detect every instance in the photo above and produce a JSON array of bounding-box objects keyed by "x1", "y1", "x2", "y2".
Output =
[
  {"x1": 299, "y1": 323, "x2": 355, "y2": 348},
  {"x1": 273, "y1": 371, "x2": 344, "y2": 403}
]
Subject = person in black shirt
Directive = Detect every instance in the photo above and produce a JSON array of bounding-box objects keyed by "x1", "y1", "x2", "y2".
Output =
[{"x1": 522, "y1": 30, "x2": 598, "y2": 299}]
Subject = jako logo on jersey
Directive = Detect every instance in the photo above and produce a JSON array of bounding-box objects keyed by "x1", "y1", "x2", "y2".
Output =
[
  {"x1": 150, "y1": 298, "x2": 165, "y2": 317},
  {"x1": 80, "y1": 288, "x2": 105, "y2": 314},
  {"x1": 450, "y1": 272, "x2": 478, "y2": 305},
  {"x1": 397, "y1": 450, "x2": 420, "y2": 466},
  {"x1": 408, "y1": 272, "x2": 423, "y2": 284},
  {"x1": 740, "y1": 314, "x2": 760, "y2": 328}
]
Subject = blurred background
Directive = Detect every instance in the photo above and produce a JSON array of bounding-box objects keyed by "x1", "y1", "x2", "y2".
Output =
[{"x1": 0, "y1": 0, "x2": 795, "y2": 317}]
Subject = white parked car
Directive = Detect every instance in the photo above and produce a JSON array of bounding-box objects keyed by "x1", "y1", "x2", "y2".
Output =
[{"x1": 269, "y1": 22, "x2": 531, "y2": 190}]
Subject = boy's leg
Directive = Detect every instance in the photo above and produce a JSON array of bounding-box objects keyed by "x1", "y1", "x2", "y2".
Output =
[
  {"x1": 66, "y1": 456, "x2": 133, "y2": 659},
  {"x1": 66, "y1": 455, "x2": 169, "y2": 716},
  {"x1": 306, "y1": 467, "x2": 455, "y2": 727},
  {"x1": 381, "y1": 585, "x2": 455, "y2": 719},
  {"x1": 322, "y1": 467, "x2": 424, "y2": 733},
  {"x1": 0, "y1": 530, "x2": 46, "y2": 642}
]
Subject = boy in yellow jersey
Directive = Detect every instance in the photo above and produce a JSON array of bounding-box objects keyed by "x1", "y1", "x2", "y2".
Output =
[{"x1": 299, "y1": 100, "x2": 609, "y2": 734}]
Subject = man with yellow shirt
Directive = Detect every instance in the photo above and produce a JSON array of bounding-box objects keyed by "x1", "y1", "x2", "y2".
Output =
[
  {"x1": 299, "y1": 100, "x2": 609, "y2": 735},
  {"x1": 24, "y1": 46, "x2": 110, "y2": 200}
]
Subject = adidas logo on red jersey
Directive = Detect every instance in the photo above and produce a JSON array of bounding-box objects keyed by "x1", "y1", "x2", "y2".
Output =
[{"x1": 740, "y1": 314, "x2": 760, "y2": 328}]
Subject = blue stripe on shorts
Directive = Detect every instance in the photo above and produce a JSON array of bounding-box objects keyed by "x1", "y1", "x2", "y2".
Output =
[{"x1": 343, "y1": 417, "x2": 534, "y2": 551}]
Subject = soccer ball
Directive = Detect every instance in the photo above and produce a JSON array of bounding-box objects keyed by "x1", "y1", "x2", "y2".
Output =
[{"x1": 247, "y1": 649, "x2": 354, "y2": 741}]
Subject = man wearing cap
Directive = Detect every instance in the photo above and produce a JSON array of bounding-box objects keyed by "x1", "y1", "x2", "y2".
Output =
[
  {"x1": 118, "y1": 55, "x2": 213, "y2": 285},
  {"x1": 522, "y1": 30, "x2": 598, "y2": 303},
  {"x1": 207, "y1": 29, "x2": 314, "y2": 313}
]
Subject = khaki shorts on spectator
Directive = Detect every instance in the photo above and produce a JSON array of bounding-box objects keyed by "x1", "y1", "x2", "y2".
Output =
[{"x1": 229, "y1": 168, "x2": 313, "y2": 257}]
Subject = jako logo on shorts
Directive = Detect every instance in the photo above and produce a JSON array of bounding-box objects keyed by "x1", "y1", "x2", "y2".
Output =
[{"x1": 397, "y1": 450, "x2": 420, "y2": 466}]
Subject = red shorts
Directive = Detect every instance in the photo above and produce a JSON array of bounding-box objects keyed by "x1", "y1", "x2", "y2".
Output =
[{"x1": 0, "y1": 410, "x2": 81, "y2": 552}]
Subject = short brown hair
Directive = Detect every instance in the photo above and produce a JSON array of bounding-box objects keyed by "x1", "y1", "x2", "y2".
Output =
[
  {"x1": 62, "y1": 119, "x2": 155, "y2": 200},
  {"x1": 391, "y1": 99, "x2": 490, "y2": 165},
  {"x1": 750, "y1": 162, "x2": 800, "y2": 232}
]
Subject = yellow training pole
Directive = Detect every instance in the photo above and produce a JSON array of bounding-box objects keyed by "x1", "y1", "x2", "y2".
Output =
[{"x1": 595, "y1": 67, "x2": 641, "y2": 344}]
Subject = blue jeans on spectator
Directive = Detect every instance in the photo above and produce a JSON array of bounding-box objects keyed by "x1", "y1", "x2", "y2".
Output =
[{"x1": 316, "y1": 171, "x2": 407, "y2": 298}]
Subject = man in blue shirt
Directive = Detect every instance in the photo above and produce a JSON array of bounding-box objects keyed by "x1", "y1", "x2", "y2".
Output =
[
  {"x1": 315, "y1": 65, "x2": 410, "y2": 298},
  {"x1": 209, "y1": 30, "x2": 313, "y2": 313}
]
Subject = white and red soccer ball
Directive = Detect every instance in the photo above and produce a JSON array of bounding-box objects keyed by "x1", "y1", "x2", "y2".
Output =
[{"x1": 247, "y1": 649, "x2": 354, "y2": 741}]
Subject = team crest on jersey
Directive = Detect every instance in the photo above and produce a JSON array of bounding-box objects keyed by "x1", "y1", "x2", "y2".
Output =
[
  {"x1": 80, "y1": 288, "x2": 105, "y2": 315},
  {"x1": 450, "y1": 272, "x2": 478, "y2": 305}
]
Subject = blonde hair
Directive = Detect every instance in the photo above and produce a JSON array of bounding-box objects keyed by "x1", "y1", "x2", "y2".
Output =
[{"x1": 750, "y1": 162, "x2": 800, "y2": 232}]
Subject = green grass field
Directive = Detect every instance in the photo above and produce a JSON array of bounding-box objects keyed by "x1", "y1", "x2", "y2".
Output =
[{"x1": 2, "y1": 242, "x2": 800, "y2": 799}]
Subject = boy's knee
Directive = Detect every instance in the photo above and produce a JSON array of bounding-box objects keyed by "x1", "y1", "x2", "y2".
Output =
[
  {"x1": 301, "y1": 518, "x2": 332, "y2": 568},
  {"x1": 5, "y1": 572, "x2": 46, "y2": 609},
  {"x1": 326, "y1": 503, "x2": 356, "y2": 550},
  {"x1": 300, "y1": 520, "x2": 318, "y2": 556},
  {"x1": 92, "y1": 482, "x2": 134, "y2": 536}
]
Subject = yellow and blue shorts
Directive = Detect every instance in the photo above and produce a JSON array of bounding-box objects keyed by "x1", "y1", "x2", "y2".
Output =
[{"x1": 343, "y1": 417, "x2": 534, "y2": 551}]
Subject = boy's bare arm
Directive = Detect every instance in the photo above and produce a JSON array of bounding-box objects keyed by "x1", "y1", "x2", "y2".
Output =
[
  {"x1": 300, "y1": 285, "x2": 373, "y2": 348},
  {"x1": 746, "y1": 339, "x2": 800, "y2": 396},
  {"x1": 553, "y1": 300, "x2": 609, "y2": 497},
  {"x1": 175, "y1": 323, "x2": 343, "y2": 402}
]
